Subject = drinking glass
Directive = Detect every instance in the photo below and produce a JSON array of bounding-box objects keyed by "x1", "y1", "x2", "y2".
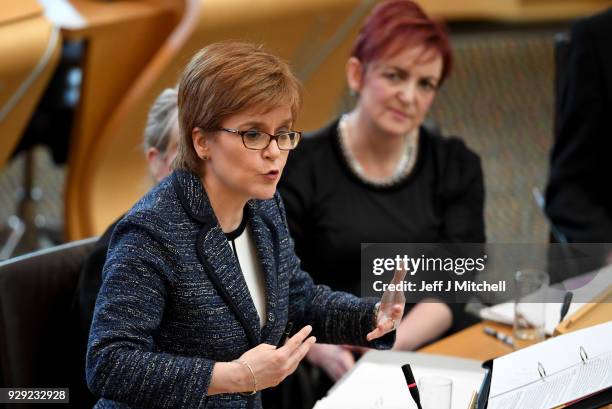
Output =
[
  {"x1": 513, "y1": 269, "x2": 549, "y2": 346},
  {"x1": 418, "y1": 376, "x2": 452, "y2": 409}
]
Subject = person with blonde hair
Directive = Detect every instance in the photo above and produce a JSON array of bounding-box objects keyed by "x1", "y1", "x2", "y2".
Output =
[
  {"x1": 74, "y1": 87, "x2": 180, "y2": 338},
  {"x1": 71, "y1": 87, "x2": 181, "y2": 406},
  {"x1": 86, "y1": 42, "x2": 403, "y2": 409}
]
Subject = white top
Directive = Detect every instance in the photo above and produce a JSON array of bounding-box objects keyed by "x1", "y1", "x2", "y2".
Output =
[{"x1": 227, "y1": 221, "x2": 267, "y2": 327}]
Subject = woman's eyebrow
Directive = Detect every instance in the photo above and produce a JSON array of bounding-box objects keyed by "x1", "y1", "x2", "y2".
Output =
[
  {"x1": 277, "y1": 119, "x2": 293, "y2": 129},
  {"x1": 236, "y1": 121, "x2": 265, "y2": 128},
  {"x1": 237, "y1": 119, "x2": 293, "y2": 129},
  {"x1": 385, "y1": 65, "x2": 440, "y2": 81}
]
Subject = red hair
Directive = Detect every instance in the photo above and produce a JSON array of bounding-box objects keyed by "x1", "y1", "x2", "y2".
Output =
[{"x1": 351, "y1": 0, "x2": 452, "y2": 84}]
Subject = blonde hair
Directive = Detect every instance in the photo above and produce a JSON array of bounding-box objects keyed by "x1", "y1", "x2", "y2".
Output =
[
  {"x1": 143, "y1": 88, "x2": 178, "y2": 154},
  {"x1": 173, "y1": 42, "x2": 302, "y2": 174}
]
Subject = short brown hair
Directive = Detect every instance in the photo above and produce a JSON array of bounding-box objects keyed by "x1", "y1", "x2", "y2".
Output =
[
  {"x1": 352, "y1": 0, "x2": 452, "y2": 84},
  {"x1": 173, "y1": 42, "x2": 302, "y2": 174}
]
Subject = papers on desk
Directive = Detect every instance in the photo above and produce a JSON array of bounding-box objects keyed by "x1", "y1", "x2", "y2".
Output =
[
  {"x1": 480, "y1": 266, "x2": 611, "y2": 335},
  {"x1": 314, "y1": 357, "x2": 484, "y2": 409},
  {"x1": 487, "y1": 321, "x2": 612, "y2": 409},
  {"x1": 479, "y1": 301, "x2": 584, "y2": 335}
]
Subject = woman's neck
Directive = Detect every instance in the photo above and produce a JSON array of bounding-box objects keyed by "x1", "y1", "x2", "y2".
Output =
[
  {"x1": 344, "y1": 109, "x2": 410, "y2": 179},
  {"x1": 201, "y1": 174, "x2": 245, "y2": 233}
]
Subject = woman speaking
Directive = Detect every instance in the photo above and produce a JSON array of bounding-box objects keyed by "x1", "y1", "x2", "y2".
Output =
[{"x1": 85, "y1": 42, "x2": 403, "y2": 409}]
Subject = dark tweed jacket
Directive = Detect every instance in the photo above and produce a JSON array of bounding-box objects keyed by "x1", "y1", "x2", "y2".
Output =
[{"x1": 86, "y1": 170, "x2": 394, "y2": 409}]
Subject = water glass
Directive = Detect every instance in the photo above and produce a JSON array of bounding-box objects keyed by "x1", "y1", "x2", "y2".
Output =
[
  {"x1": 418, "y1": 376, "x2": 452, "y2": 409},
  {"x1": 513, "y1": 269, "x2": 549, "y2": 345}
]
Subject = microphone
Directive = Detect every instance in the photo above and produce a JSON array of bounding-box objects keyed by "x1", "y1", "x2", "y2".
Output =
[{"x1": 401, "y1": 364, "x2": 422, "y2": 409}]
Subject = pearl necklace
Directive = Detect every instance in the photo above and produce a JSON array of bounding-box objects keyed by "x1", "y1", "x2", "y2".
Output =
[{"x1": 337, "y1": 114, "x2": 419, "y2": 186}]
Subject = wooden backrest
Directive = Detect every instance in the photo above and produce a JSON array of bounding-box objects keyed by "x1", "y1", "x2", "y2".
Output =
[
  {"x1": 0, "y1": 1, "x2": 60, "y2": 169},
  {"x1": 68, "y1": 0, "x2": 377, "y2": 238}
]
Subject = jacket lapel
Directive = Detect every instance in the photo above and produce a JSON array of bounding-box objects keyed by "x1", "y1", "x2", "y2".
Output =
[
  {"x1": 172, "y1": 170, "x2": 261, "y2": 346},
  {"x1": 246, "y1": 202, "x2": 280, "y2": 342},
  {"x1": 199, "y1": 223, "x2": 262, "y2": 345}
]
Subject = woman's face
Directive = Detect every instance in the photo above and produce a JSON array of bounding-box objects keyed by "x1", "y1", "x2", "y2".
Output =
[
  {"x1": 349, "y1": 45, "x2": 443, "y2": 137},
  {"x1": 196, "y1": 105, "x2": 292, "y2": 203}
]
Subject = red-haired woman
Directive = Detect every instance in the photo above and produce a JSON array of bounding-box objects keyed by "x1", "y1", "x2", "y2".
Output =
[{"x1": 280, "y1": 0, "x2": 484, "y2": 386}]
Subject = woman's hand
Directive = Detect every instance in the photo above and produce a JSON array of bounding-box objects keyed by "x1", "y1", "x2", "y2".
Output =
[
  {"x1": 366, "y1": 268, "x2": 406, "y2": 341},
  {"x1": 306, "y1": 343, "x2": 356, "y2": 381},
  {"x1": 235, "y1": 325, "x2": 317, "y2": 391}
]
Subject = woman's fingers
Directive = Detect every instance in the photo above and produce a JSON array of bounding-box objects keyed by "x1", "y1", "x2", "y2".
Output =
[
  {"x1": 287, "y1": 335, "x2": 317, "y2": 373},
  {"x1": 367, "y1": 312, "x2": 401, "y2": 341},
  {"x1": 390, "y1": 303, "x2": 404, "y2": 319},
  {"x1": 366, "y1": 327, "x2": 382, "y2": 341},
  {"x1": 281, "y1": 325, "x2": 312, "y2": 355},
  {"x1": 238, "y1": 330, "x2": 315, "y2": 390}
]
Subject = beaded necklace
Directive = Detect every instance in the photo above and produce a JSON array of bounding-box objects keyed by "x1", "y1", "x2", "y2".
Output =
[{"x1": 337, "y1": 114, "x2": 419, "y2": 186}]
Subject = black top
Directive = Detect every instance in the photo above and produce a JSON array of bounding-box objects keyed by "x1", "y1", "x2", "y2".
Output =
[
  {"x1": 72, "y1": 219, "x2": 119, "y2": 342},
  {"x1": 545, "y1": 8, "x2": 612, "y2": 243},
  {"x1": 279, "y1": 118, "x2": 485, "y2": 297}
]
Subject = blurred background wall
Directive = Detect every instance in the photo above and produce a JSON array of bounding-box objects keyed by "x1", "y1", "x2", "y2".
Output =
[{"x1": 1, "y1": 0, "x2": 611, "y2": 258}]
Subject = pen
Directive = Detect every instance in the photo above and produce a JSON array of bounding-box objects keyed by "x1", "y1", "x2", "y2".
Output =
[
  {"x1": 401, "y1": 364, "x2": 422, "y2": 409},
  {"x1": 467, "y1": 390, "x2": 478, "y2": 409},
  {"x1": 559, "y1": 291, "x2": 573, "y2": 323},
  {"x1": 483, "y1": 326, "x2": 515, "y2": 348},
  {"x1": 277, "y1": 321, "x2": 293, "y2": 348}
]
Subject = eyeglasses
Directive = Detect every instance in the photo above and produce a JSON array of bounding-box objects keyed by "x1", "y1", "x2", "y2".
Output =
[{"x1": 217, "y1": 128, "x2": 302, "y2": 150}]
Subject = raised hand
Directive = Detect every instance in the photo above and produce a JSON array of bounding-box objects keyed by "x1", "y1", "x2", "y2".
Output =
[{"x1": 366, "y1": 268, "x2": 406, "y2": 341}]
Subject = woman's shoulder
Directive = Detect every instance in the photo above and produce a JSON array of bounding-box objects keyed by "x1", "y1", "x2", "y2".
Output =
[
  {"x1": 422, "y1": 126, "x2": 484, "y2": 195},
  {"x1": 115, "y1": 176, "x2": 189, "y2": 241},
  {"x1": 125, "y1": 177, "x2": 178, "y2": 218},
  {"x1": 290, "y1": 118, "x2": 339, "y2": 163},
  {"x1": 423, "y1": 126, "x2": 481, "y2": 168}
]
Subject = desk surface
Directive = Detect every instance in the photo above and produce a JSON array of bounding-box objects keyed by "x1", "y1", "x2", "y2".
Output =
[{"x1": 418, "y1": 321, "x2": 514, "y2": 362}]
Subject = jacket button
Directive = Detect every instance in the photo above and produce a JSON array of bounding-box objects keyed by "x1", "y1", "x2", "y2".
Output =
[{"x1": 268, "y1": 312, "x2": 275, "y2": 322}]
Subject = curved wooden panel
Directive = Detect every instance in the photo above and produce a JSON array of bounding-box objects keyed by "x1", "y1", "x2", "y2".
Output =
[
  {"x1": 62, "y1": 0, "x2": 182, "y2": 239},
  {"x1": 67, "y1": 0, "x2": 612, "y2": 239},
  {"x1": 0, "y1": 8, "x2": 60, "y2": 169},
  {"x1": 69, "y1": 0, "x2": 377, "y2": 238},
  {"x1": 0, "y1": 0, "x2": 42, "y2": 26}
]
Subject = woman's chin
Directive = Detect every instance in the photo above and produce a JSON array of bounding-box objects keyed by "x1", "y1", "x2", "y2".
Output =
[
  {"x1": 250, "y1": 187, "x2": 277, "y2": 201},
  {"x1": 378, "y1": 116, "x2": 418, "y2": 136}
]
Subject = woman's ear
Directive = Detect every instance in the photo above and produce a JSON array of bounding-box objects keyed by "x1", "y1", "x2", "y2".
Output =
[
  {"x1": 346, "y1": 57, "x2": 364, "y2": 95},
  {"x1": 192, "y1": 127, "x2": 210, "y2": 160},
  {"x1": 146, "y1": 147, "x2": 161, "y2": 173},
  {"x1": 146, "y1": 147, "x2": 160, "y2": 165}
]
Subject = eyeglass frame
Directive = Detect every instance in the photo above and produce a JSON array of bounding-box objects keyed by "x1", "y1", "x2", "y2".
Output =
[{"x1": 208, "y1": 127, "x2": 302, "y2": 151}]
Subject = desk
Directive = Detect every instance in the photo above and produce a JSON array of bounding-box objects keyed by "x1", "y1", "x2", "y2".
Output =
[{"x1": 419, "y1": 321, "x2": 514, "y2": 362}]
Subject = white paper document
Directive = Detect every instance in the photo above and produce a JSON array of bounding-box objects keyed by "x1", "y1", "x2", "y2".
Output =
[
  {"x1": 479, "y1": 301, "x2": 584, "y2": 335},
  {"x1": 314, "y1": 361, "x2": 484, "y2": 409},
  {"x1": 488, "y1": 321, "x2": 612, "y2": 409}
]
